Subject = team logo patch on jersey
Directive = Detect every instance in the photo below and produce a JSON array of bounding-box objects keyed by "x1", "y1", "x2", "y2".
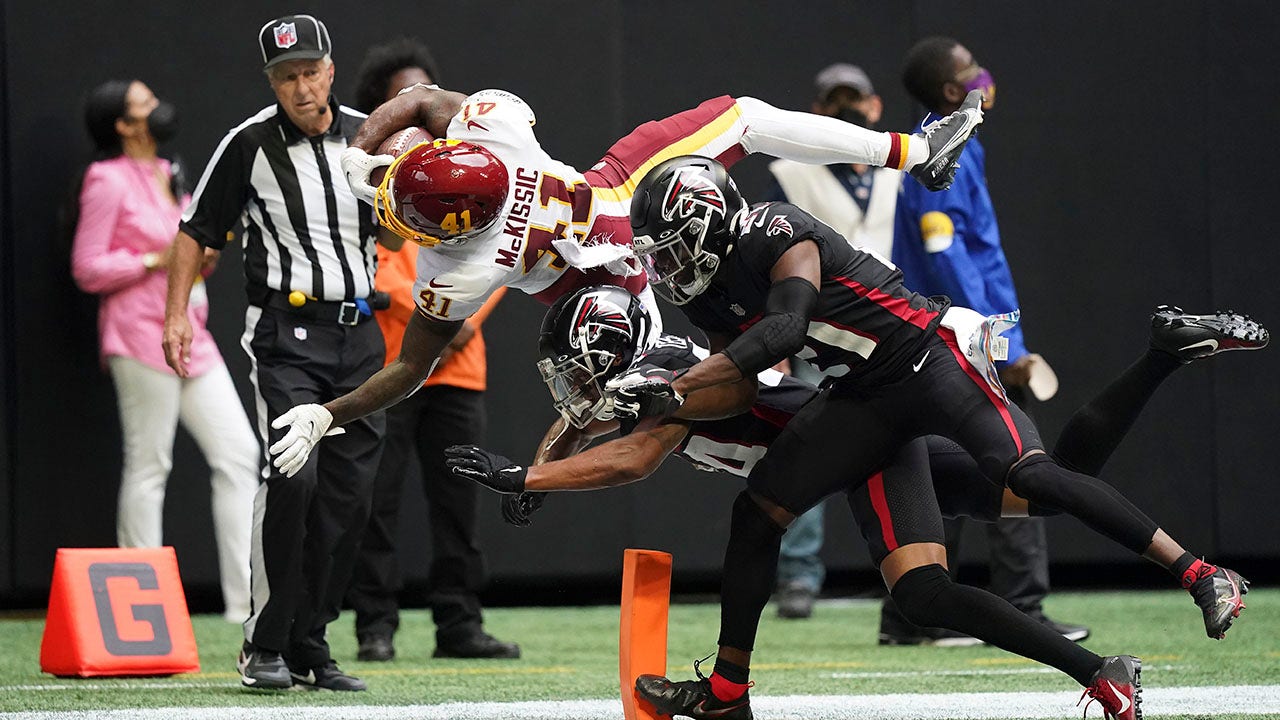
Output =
[
  {"x1": 767, "y1": 215, "x2": 794, "y2": 238},
  {"x1": 294, "y1": 327, "x2": 307, "y2": 341},
  {"x1": 570, "y1": 294, "x2": 633, "y2": 350},
  {"x1": 273, "y1": 22, "x2": 298, "y2": 49},
  {"x1": 660, "y1": 170, "x2": 726, "y2": 221}
]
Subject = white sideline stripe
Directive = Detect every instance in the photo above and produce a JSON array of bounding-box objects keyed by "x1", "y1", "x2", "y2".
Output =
[
  {"x1": 3, "y1": 685, "x2": 1280, "y2": 719},
  {"x1": 829, "y1": 664, "x2": 1178, "y2": 679}
]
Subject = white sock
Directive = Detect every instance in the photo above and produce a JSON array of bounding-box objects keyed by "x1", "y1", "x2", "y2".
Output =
[{"x1": 904, "y1": 134, "x2": 929, "y2": 170}]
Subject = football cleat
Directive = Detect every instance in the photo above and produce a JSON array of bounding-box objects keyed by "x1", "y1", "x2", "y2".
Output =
[
  {"x1": 908, "y1": 89, "x2": 985, "y2": 191},
  {"x1": 635, "y1": 658, "x2": 753, "y2": 720},
  {"x1": 236, "y1": 643, "x2": 292, "y2": 690},
  {"x1": 1186, "y1": 564, "x2": 1250, "y2": 639},
  {"x1": 1150, "y1": 306, "x2": 1269, "y2": 362},
  {"x1": 1079, "y1": 655, "x2": 1142, "y2": 720}
]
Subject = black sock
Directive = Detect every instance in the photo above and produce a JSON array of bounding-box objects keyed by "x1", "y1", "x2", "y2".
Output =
[
  {"x1": 892, "y1": 565, "x2": 1103, "y2": 686},
  {"x1": 713, "y1": 657, "x2": 750, "y2": 684},
  {"x1": 1053, "y1": 349, "x2": 1182, "y2": 475},
  {"x1": 716, "y1": 491, "x2": 786, "y2": 652}
]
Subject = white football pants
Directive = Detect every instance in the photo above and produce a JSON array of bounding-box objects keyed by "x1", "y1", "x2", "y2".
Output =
[{"x1": 108, "y1": 355, "x2": 259, "y2": 622}]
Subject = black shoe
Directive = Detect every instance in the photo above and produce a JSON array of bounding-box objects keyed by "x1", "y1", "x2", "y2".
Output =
[
  {"x1": 433, "y1": 630, "x2": 521, "y2": 659},
  {"x1": 1150, "y1": 306, "x2": 1269, "y2": 362},
  {"x1": 236, "y1": 643, "x2": 293, "y2": 690},
  {"x1": 1027, "y1": 612, "x2": 1091, "y2": 643},
  {"x1": 776, "y1": 582, "x2": 816, "y2": 619},
  {"x1": 357, "y1": 635, "x2": 395, "y2": 662},
  {"x1": 635, "y1": 659, "x2": 752, "y2": 720},
  {"x1": 290, "y1": 660, "x2": 367, "y2": 691},
  {"x1": 907, "y1": 89, "x2": 985, "y2": 191},
  {"x1": 1079, "y1": 654, "x2": 1142, "y2": 720},
  {"x1": 1186, "y1": 564, "x2": 1249, "y2": 639}
]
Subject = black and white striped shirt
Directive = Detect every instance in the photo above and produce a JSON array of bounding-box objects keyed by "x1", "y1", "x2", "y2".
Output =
[{"x1": 180, "y1": 97, "x2": 376, "y2": 302}]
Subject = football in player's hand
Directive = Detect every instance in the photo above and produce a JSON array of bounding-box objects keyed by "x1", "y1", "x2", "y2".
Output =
[{"x1": 371, "y1": 126, "x2": 433, "y2": 186}]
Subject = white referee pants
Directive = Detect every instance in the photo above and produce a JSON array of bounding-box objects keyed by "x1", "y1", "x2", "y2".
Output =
[{"x1": 108, "y1": 355, "x2": 259, "y2": 622}]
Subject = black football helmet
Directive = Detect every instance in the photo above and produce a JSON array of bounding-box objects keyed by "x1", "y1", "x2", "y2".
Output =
[
  {"x1": 629, "y1": 155, "x2": 745, "y2": 305},
  {"x1": 537, "y1": 285, "x2": 654, "y2": 428}
]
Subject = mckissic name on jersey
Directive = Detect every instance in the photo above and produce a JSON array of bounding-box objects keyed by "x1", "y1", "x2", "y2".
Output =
[
  {"x1": 621, "y1": 334, "x2": 815, "y2": 478},
  {"x1": 411, "y1": 90, "x2": 645, "y2": 321},
  {"x1": 681, "y1": 202, "x2": 949, "y2": 387}
]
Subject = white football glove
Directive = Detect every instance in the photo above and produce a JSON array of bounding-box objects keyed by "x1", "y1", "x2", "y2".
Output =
[
  {"x1": 268, "y1": 404, "x2": 346, "y2": 478},
  {"x1": 340, "y1": 146, "x2": 395, "y2": 206}
]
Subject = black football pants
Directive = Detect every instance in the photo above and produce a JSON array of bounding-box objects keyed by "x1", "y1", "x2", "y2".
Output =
[
  {"x1": 241, "y1": 305, "x2": 386, "y2": 670},
  {"x1": 348, "y1": 384, "x2": 488, "y2": 645}
]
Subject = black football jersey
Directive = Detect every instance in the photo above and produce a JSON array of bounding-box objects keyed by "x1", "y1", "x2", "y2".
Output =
[
  {"x1": 681, "y1": 202, "x2": 949, "y2": 387},
  {"x1": 623, "y1": 333, "x2": 818, "y2": 478}
]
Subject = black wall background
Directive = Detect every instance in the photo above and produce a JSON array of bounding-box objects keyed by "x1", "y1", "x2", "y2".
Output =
[{"x1": 2, "y1": 0, "x2": 1278, "y2": 607}]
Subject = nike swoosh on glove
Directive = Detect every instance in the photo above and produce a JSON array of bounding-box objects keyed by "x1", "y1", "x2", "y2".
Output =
[
  {"x1": 445, "y1": 445, "x2": 528, "y2": 493},
  {"x1": 501, "y1": 492, "x2": 547, "y2": 527},
  {"x1": 605, "y1": 367, "x2": 686, "y2": 420},
  {"x1": 340, "y1": 146, "x2": 395, "y2": 205},
  {"x1": 268, "y1": 404, "x2": 346, "y2": 478}
]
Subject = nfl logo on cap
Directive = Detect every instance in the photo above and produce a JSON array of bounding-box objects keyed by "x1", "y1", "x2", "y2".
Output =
[
  {"x1": 259, "y1": 14, "x2": 332, "y2": 70},
  {"x1": 273, "y1": 22, "x2": 297, "y2": 49}
]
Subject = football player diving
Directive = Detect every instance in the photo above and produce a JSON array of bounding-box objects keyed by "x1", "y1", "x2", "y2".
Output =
[
  {"x1": 264, "y1": 85, "x2": 985, "y2": 479},
  {"x1": 446, "y1": 283, "x2": 1266, "y2": 720}
]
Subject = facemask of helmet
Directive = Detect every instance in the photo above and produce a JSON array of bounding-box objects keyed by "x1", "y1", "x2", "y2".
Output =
[
  {"x1": 629, "y1": 156, "x2": 743, "y2": 305},
  {"x1": 537, "y1": 285, "x2": 652, "y2": 428}
]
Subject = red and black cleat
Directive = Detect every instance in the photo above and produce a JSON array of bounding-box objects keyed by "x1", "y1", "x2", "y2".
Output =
[
  {"x1": 1150, "y1": 306, "x2": 1269, "y2": 362},
  {"x1": 635, "y1": 660, "x2": 753, "y2": 720},
  {"x1": 1079, "y1": 654, "x2": 1142, "y2": 720},
  {"x1": 1185, "y1": 563, "x2": 1250, "y2": 639}
]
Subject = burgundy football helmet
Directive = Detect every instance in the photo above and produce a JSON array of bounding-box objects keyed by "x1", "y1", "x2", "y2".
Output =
[{"x1": 376, "y1": 139, "x2": 509, "y2": 247}]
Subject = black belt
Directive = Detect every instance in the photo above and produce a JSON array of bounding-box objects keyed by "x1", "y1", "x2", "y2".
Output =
[{"x1": 257, "y1": 289, "x2": 373, "y2": 326}]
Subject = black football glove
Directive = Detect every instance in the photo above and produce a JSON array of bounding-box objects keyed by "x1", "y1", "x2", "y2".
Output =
[
  {"x1": 501, "y1": 491, "x2": 547, "y2": 527},
  {"x1": 605, "y1": 367, "x2": 686, "y2": 420},
  {"x1": 445, "y1": 445, "x2": 527, "y2": 493}
]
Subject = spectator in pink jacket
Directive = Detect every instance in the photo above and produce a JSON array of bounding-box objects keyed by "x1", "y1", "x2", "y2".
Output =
[{"x1": 70, "y1": 79, "x2": 259, "y2": 622}]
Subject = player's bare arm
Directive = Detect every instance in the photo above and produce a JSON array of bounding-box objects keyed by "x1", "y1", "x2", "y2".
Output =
[
  {"x1": 524, "y1": 420, "x2": 692, "y2": 492},
  {"x1": 161, "y1": 231, "x2": 207, "y2": 377},
  {"x1": 326, "y1": 311, "x2": 461, "y2": 426},
  {"x1": 271, "y1": 310, "x2": 462, "y2": 477},
  {"x1": 350, "y1": 85, "x2": 467, "y2": 152}
]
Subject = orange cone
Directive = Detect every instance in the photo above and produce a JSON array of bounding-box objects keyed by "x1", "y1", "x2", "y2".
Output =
[
  {"x1": 40, "y1": 547, "x2": 199, "y2": 677},
  {"x1": 620, "y1": 548, "x2": 672, "y2": 720}
]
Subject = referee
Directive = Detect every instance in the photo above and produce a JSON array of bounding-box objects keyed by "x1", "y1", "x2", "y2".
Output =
[{"x1": 163, "y1": 14, "x2": 382, "y2": 691}]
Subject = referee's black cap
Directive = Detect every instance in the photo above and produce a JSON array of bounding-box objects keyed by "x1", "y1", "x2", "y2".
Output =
[{"x1": 259, "y1": 14, "x2": 332, "y2": 71}]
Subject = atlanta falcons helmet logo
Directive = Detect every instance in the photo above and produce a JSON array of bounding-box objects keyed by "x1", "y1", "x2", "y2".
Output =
[
  {"x1": 569, "y1": 293, "x2": 633, "y2": 350},
  {"x1": 659, "y1": 168, "x2": 727, "y2": 222}
]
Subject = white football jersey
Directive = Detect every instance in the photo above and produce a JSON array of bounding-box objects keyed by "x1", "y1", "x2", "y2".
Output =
[{"x1": 411, "y1": 90, "x2": 640, "y2": 321}]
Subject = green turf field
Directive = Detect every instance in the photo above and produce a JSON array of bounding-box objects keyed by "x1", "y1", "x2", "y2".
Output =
[{"x1": 1, "y1": 588, "x2": 1275, "y2": 718}]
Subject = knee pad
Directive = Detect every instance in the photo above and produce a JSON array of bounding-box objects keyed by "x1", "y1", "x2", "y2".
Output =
[
  {"x1": 888, "y1": 563, "x2": 952, "y2": 629},
  {"x1": 731, "y1": 490, "x2": 788, "y2": 538},
  {"x1": 1005, "y1": 452, "x2": 1057, "y2": 497}
]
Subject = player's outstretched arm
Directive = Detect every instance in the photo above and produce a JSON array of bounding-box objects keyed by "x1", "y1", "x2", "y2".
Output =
[
  {"x1": 328, "y1": 311, "x2": 460, "y2": 425},
  {"x1": 269, "y1": 311, "x2": 461, "y2": 477},
  {"x1": 527, "y1": 420, "x2": 692, "y2": 491}
]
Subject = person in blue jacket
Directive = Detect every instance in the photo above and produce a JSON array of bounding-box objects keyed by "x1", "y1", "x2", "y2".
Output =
[{"x1": 890, "y1": 36, "x2": 1089, "y2": 646}]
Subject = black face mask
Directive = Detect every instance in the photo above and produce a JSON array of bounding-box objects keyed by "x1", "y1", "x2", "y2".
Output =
[
  {"x1": 146, "y1": 101, "x2": 179, "y2": 144},
  {"x1": 835, "y1": 105, "x2": 872, "y2": 129}
]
